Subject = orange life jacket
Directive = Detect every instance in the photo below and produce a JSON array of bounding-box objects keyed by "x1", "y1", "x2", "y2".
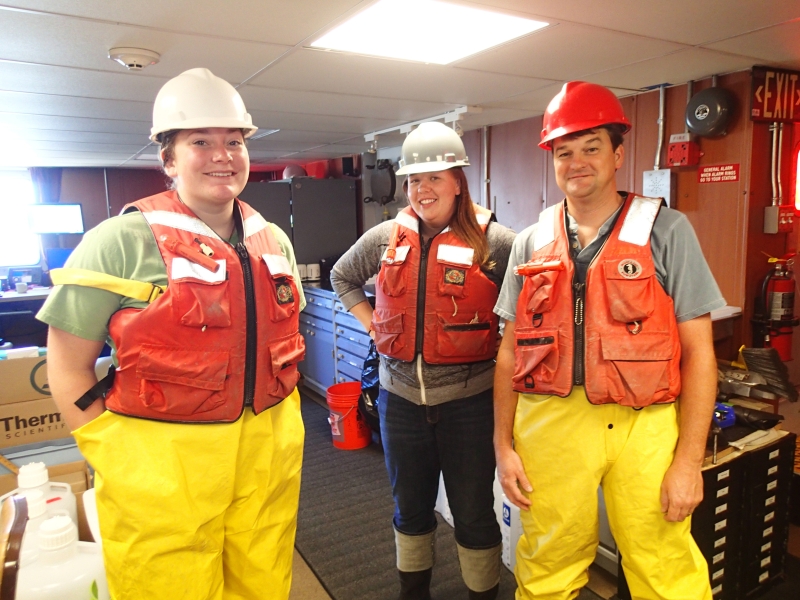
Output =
[
  {"x1": 105, "y1": 191, "x2": 305, "y2": 423},
  {"x1": 373, "y1": 205, "x2": 500, "y2": 364},
  {"x1": 512, "y1": 195, "x2": 681, "y2": 407}
]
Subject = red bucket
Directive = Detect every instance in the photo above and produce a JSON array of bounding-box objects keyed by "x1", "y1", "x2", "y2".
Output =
[{"x1": 326, "y1": 382, "x2": 371, "y2": 450}]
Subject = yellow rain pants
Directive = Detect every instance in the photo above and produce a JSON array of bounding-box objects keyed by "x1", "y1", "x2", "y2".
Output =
[
  {"x1": 512, "y1": 388, "x2": 711, "y2": 600},
  {"x1": 72, "y1": 388, "x2": 304, "y2": 600}
]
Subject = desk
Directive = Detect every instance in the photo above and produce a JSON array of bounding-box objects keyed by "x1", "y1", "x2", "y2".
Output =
[
  {"x1": 0, "y1": 287, "x2": 51, "y2": 304},
  {"x1": 0, "y1": 287, "x2": 50, "y2": 347}
]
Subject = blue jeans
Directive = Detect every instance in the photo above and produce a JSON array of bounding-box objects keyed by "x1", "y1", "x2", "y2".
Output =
[{"x1": 378, "y1": 388, "x2": 501, "y2": 550}]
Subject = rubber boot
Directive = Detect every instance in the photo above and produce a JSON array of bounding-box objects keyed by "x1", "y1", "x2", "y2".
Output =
[
  {"x1": 468, "y1": 583, "x2": 499, "y2": 600},
  {"x1": 398, "y1": 568, "x2": 432, "y2": 600}
]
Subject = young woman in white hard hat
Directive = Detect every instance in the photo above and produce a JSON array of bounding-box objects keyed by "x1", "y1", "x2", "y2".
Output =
[
  {"x1": 38, "y1": 68, "x2": 306, "y2": 599},
  {"x1": 331, "y1": 121, "x2": 516, "y2": 600}
]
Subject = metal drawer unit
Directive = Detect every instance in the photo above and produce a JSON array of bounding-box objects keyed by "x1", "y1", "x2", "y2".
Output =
[
  {"x1": 618, "y1": 432, "x2": 798, "y2": 600},
  {"x1": 694, "y1": 460, "x2": 746, "y2": 600},
  {"x1": 738, "y1": 433, "x2": 795, "y2": 597},
  {"x1": 333, "y1": 301, "x2": 371, "y2": 385},
  {"x1": 298, "y1": 287, "x2": 337, "y2": 396}
]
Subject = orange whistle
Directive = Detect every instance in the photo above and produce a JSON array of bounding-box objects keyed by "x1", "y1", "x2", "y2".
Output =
[
  {"x1": 514, "y1": 260, "x2": 564, "y2": 277},
  {"x1": 160, "y1": 235, "x2": 220, "y2": 273}
]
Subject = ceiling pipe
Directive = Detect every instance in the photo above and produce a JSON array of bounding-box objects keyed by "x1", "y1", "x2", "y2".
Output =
[
  {"x1": 482, "y1": 126, "x2": 489, "y2": 210},
  {"x1": 770, "y1": 123, "x2": 779, "y2": 207},
  {"x1": 777, "y1": 123, "x2": 784, "y2": 205},
  {"x1": 654, "y1": 85, "x2": 666, "y2": 170},
  {"x1": 684, "y1": 81, "x2": 693, "y2": 134}
]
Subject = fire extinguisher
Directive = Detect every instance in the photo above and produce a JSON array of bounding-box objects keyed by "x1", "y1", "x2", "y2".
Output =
[{"x1": 752, "y1": 254, "x2": 800, "y2": 361}]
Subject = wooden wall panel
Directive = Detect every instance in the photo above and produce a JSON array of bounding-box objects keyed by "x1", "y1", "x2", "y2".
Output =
[
  {"x1": 461, "y1": 128, "x2": 484, "y2": 207},
  {"x1": 489, "y1": 116, "x2": 545, "y2": 231},
  {"x1": 621, "y1": 73, "x2": 753, "y2": 312},
  {"x1": 105, "y1": 168, "x2": 168, "y2": 216},
  {"x1": 58, "y1": 169, "x2": 107, "y2": 248}
]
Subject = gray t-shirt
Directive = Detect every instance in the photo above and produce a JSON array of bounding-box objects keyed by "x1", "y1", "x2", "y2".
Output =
[
  {"x1": 332, "y1": 218, "x2": 516, "y2": 405},
  {"x1": 495, "y1": 198, "x2": 725, "y2": 322}
]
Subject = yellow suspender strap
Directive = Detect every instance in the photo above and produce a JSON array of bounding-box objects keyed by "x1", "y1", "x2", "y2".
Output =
[{"x1": 50, "y1": 268, "x2": 166, "y2": 303}]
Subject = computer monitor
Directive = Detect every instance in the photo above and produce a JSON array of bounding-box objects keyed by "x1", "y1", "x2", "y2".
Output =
[
  {"x1": 44, "y1": 247, "x2": 74, "y2": 270},
  {"x1": 27, "y1": 204, "x2": 85, "y2": 234}
]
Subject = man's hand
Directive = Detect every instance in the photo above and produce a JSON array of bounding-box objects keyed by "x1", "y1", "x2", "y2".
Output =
[
  {"x1": 660, "y1": 459, "x2": 704, "y2": 522},
  {"x1": 496, "y1": 445, "x2": 533, "y2": 510}
]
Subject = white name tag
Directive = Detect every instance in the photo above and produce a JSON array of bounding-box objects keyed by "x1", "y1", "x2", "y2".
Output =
[
  {"x1": 171, "y1": 257, "x2": 226, "y2": 283},
  {"x1": 262, "y1": 253, "x2": 292, "y2": 277},
  {"x1": 437, "y1": 244, "x2": 474, "y2": 266},
  {"x1": 382, "y1": 245, "x2": 411, "y2": 264}
]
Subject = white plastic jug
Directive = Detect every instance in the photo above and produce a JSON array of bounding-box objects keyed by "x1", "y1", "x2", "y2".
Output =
[
  {"x1": 8, "y1": 462, "x2": 78, "y2": 525},
  {"x1": 18, "y1": 490, "x2": 47, "y2": 566},
  {"x1": 16, "y1": 515, "x2": 110, "y2": 600}
]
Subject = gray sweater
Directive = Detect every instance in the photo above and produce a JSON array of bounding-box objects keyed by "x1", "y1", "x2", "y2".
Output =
[{"x1": 331, "y1": 218, "x2": 516, "y2": 406}]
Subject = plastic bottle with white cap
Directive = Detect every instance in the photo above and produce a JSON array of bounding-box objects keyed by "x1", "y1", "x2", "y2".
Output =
[
  {"x1": 16, "y1": 515, "x2": 109, "y2": 600},
  {"x1": 3, "y1": 462, "x2": 78, "y2": 525},
  {"x1": 18, "y1": 490, "x2": 48, "y2": 566}
]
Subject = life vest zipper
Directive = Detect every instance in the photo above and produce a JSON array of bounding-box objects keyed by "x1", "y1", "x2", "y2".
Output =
[
  {"x1": 235, "y1": 242, "x2": 257, "y2": 407},
  {"x1": 415, "y1": 238, "x2": 434, "y2": 404},
  {"x1": 573, "y1": 281, "x2": 585, "y2": 386}
]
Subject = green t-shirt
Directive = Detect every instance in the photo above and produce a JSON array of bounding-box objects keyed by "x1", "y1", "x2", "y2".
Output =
[{"x1": 38, "y1": 211, "x2": 306, "y2": 350}]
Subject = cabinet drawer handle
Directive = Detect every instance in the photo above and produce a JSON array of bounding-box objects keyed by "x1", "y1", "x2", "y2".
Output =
[
  {"x1": 337, "y1": 353, "x2": 344, "y2": 359},
  {"x1": 310, "y1": 331, "x2": 315, "y2": 336},
  {"x1": 308, "y1": 297, "x2": 315, "y2": 303}
]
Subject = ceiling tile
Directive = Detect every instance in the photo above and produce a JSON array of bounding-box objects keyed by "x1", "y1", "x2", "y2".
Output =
[
  {"x1": 0, "y1": 62, "x2": 165, "y2": 102},
  {"x1": 249, "y1": 48, "x2": 551, "y2": 105},
  {"x1": 0, "y1": 112, "x2": 151, "y2": 135},
  {"x1": 457, "y1": 22, "x2": 687, "y2": 81},
  {"x1": 0, "y1": 9, "x2": 290, "y2": 82},
  {"x1": 471, "y1": 0, "x2": 800, "y2": 46},
  {"x1": 247, "y1": 108, "x2": 398, "y2": 135},
  {"x1": 241, "y1": 85, "x2": 458, "y2": 122},
  {"x1": 584, "y1": 48, "x2": 760, "y2": 90},
  {"x1": 704, "y1": 20, "x2": 800, "y2": 70},
  {"x1": 1, "y1": 1, "x2": 366, "y2": 46},
  {"x1": 0, "y1": 90, "x2": 152, "y2": 122}
]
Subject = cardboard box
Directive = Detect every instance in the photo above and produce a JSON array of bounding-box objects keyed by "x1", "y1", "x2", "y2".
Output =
[
  {"x1": 0, "y1": 354, "x2": 50, "y2": 405},
  {"x1": 0, "y1": 355, "x2": 73, "y2": 449},
  {"x1": 0, "y1": 460, "x2": 94, "y2": 542}
]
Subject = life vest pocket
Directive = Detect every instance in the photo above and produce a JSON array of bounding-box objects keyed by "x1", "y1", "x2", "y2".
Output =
[
  {"x1": 599, "y1": 332, "x2": 675, "y2": 406},
  {"x1": 603, "y1": 259, "x2": 656, "y2": 323},
  {"x1": 378, "y1": 262, "x2": 407, "y2": 297},
  {"x1": 267, "y1": 332, "x2": 305, "y2": 400},
  {"x1": 260, "y1": 254, "x2": 299, "y2": 322},
  {"x1": 378, "y1": 244, "x2": 410, "y2": 297},
  {"x1": 435, "y1": 312, "x2": 492, "y2": 358},
  {"x1": 173, "y1": 279, "x2": 232, "y2": 328},
  {"x1": 512, "y1": 327, "x2": 559, "y2": 392},
  {"x1": 436, "y1": 263, "x2": 469, "y2": 298},
  {"x1": 136, "y1": 345, "x2": 229, "y2": 416},
  {"x1": 372, "y1": 307, "x2": 406, "y2": 357},
  {"x1": 267, "y1": 276, "x2": 299, "y2": 323},
  {"x1": 436, "y1": 244, "x2": 473, "y2": 298},
  {"x1": 522, "y1": 269, "x2": 560, "y2": 316}
]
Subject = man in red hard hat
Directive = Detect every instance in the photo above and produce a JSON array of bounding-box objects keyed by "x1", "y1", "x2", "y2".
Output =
[{"x1": 493, "y1": 81, "x2": 724, "y2": 599}]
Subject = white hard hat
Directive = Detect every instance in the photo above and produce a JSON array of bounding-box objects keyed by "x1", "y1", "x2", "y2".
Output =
[
  {"x1": 282, "y1": 165, "x2": 308, "y2": 179},
  {"x1": 395, "y1": 121, "x2": 469, "y2": 176},
  {"x1": 150, "y1": 68, "x2": 258, "y2": 142}
]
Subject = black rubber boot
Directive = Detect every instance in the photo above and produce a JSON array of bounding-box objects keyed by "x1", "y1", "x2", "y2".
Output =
[
  {"x1": 468, "y1": 583, "x2": 499, "y2": 600},
  {"x1": 398, "y1": 568, "x2": 432, "y2": 600}
]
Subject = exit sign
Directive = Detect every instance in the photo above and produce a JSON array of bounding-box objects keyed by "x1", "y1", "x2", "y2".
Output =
[{"x1": 751, "y1": 66, "x2": 800, "y2": 122}]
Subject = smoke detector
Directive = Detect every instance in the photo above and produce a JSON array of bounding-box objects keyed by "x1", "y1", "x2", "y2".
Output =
[{"x1": 108, "y1": 47, "x2": 160, "y2": 71}]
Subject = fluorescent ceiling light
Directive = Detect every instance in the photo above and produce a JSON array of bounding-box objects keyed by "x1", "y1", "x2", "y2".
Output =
[
  {"x1": 249, "y1": 128, "x2": 280, "y2": 141},
  {"x1": 311, "y1": 0, "x2": 548, "y2": 65}
]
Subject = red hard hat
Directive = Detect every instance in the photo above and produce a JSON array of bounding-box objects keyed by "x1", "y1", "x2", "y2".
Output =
[{"x1": 539, "y1": 81, "x2": 631, "y2": 150}]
